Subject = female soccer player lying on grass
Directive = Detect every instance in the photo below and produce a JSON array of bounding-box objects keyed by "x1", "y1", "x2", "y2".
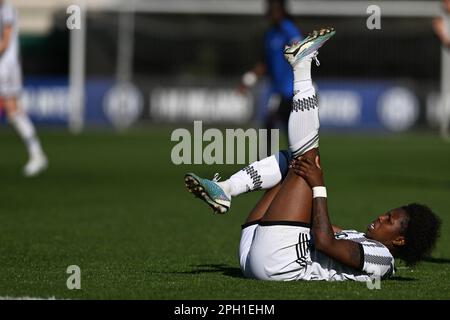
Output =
[{"x1": 184, "y1": 28, "x2": 441, "y2": 281}]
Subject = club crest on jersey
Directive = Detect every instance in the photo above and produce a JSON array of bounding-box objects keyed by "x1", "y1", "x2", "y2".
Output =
[{"x1": 334, "y1": 232, "x2": 348, "y2": 239}]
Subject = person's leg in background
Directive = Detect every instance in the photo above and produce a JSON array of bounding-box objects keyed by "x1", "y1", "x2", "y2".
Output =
[
  {"x1": 264, "y1": 95, "x2": 291, "y2": 156},
  {"x1": 441, "y1": 92, "x2": 450, "y2": 141},
  {"x1": 278, "y1": 96, "x2": 293, "y2": 149},
  {"x1": 264, "y1": 93, "x2": 282, "y2": 156},
  {"x1": 1, "y1": 62, "x2": 48, "y2": 177},
  {"x1": 3, "y1": 96, "x2": 48, "y2": 177}
]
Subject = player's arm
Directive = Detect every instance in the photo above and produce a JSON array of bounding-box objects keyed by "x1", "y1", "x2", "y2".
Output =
[
  {"x1": 0, "y1": 24, "x2": 13, "y2": 54},
  {"x1": 310, "y1": 197, "x2": 362, "y2": 269},
  {"x1": 291, "y1": 156, "x2": 362, "y2": 270},
  {"x1": 239, "y1": 32, "x2": 268, "y2": 93},
  {"x1": 279, "y1": 19, "x2": 302, "y2": 44}
]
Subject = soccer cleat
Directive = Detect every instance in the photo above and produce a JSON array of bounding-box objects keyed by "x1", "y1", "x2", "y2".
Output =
[
  {"x1": 284, "y1": 27, "x2": 336, "y2": 67},
  {"x1": 184, "y1": 173, "x2": 231, "y2": 214},
  {"x1": 23, "y1": 153, "x2": 48, "y2": 177}
]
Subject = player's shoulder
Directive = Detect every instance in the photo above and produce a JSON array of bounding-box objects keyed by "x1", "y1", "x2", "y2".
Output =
[
  {"x1": 336, "y1": 229, "x2": 389, "y2": 247},
  {"x1": 279, "y1": 18, "x2": 297, "y2": 29},
  {"x1": 334, "y1": 229, "x2": 365, "y2": 239},
  {"x1": 338, "y1": 230, "x2": 395, "y2": 278},
  {"x1": 279, "y1": 18, "x2": 302, "y2": 43}
]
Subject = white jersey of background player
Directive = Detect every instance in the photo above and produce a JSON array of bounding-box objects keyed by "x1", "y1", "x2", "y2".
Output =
[{"x1": 0, "y1": 0, "x2": 47, "y2": 176}]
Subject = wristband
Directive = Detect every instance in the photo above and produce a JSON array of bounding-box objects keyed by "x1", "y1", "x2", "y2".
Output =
[
  {"x1": 242, "y1": 71, "x2": 257, "y2": 87},
  {"x1": 312, "y1": 186, "x2": 327, "y2": 198}
]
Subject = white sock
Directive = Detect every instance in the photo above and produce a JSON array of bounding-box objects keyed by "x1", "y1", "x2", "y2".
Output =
[
  {"x1": 218, "y1": 155, "x2": 282, "y2": 197},
  {"x1": 10, "y1": 112, "x2": 44, "y2": 158},
  {"x1": 289, "y1": 55, "x2": 320, "y2": 157},
  {"x1": 293, "y1": 57, "x2": 312, "y2": 94}
]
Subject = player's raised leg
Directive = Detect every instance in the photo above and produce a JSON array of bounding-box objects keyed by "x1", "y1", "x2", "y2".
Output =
[
  {"x1": 261, "y1": 27, "x2": 335, "y2": 224},
  {"x1": 185, "y1": 28, "x2": 335, "y2": 217},
  {"x1": 184, "y1": 149, "x2": 292, "y2": 214}
]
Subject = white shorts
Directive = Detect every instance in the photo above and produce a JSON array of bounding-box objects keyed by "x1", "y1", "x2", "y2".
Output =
[
  {"x1": 239, "y1": 221, "x2": 312, "y2": 281},
  {"x1": 0, "y1": 62, "x2": 22, "y2": 97}
]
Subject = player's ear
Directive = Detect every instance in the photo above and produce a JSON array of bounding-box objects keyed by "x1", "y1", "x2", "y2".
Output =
[{"x1": 393, "y1": 236, "x2": 406, "y2": 247}]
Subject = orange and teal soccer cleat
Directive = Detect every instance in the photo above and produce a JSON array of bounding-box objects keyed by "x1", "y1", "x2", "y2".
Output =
[{"x1": 184, "y1": 173, "x2": 231, "y2": 214}]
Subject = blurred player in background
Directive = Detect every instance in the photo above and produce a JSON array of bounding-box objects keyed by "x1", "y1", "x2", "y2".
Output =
[
  {"x1": 239, "y1": 0, "x2": 303, "y2": 154},
  {"x1": 432, "y1": 0, "x2": 450, "y2": 140},
  {"x1": 0, "y1": 0, "x2": 48, "y2": 176}
]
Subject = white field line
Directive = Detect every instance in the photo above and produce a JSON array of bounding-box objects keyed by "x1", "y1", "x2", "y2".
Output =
[{"x1": 0, "y1": 296, "x2": 68, "y2": 300}]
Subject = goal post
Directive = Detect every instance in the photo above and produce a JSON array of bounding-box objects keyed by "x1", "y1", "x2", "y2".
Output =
[{"x1": 68, "y1": 0, "x2": 87, "y2": 133}]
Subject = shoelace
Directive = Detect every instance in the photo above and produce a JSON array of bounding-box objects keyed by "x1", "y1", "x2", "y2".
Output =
[
  {"x1": 293, "y1": 51, "x2": 320, "y2": 69},
  {"x1": 313, "y1": 52, "x2": 320, "y2": 66},
  {"x1": 212, "y1": 173, "x2": 221, "y2": 182}
]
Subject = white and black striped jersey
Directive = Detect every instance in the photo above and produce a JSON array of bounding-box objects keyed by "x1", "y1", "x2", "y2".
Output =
[
  {"x1": 304, "y1": 230, "x2": 395, "y2": 282},
  {"x1": 0, "y1": 1, "x2": 19, "y2": 67}
]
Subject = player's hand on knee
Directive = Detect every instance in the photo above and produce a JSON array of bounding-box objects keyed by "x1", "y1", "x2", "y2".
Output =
[{"x1": 290, "y1": 156, "x2": 324, "y2": 187}]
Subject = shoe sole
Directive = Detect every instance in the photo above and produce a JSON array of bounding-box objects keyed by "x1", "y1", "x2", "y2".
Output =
[
  {"x1": 285, "y1": 27, "x2": 335, "y2": 64},
  {"x1": 184, "y1": 173, "x2": 229, "y2": 214},
  {"x1": 23, "y1": 160, "x2": 49, "y2": 178}
]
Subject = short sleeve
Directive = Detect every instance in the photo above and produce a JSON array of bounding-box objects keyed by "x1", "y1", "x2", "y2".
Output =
[
  {"x1": 279, "y1": 19, "x2": 302, "y2": 44},
  {"x1": 360, "y1": 241, "x2": 395, "y2": 279}
]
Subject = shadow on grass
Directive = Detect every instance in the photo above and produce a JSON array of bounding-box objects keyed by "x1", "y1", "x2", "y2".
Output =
[
  {"x1": 388, "y1": 276, "x2": 416, "y2": 282},
  {"x1": 158, "y1": 263, "x2": 443, "y2": 282},
  {"x1": 168, "y1": 264, "x2": 246, "y2": 279},
  {"x1": 423, "y1": 257, "x2": 450, "y2": 264}
]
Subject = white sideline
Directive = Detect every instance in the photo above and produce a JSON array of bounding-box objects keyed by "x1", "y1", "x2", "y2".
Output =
[{"x1": 0, "y1": 296, "x2": 66, "y2": 300}]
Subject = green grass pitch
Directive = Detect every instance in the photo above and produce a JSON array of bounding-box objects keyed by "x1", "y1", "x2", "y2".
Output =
[{"x1": 0, "y1": 127, "x2": 449, "y2": 299}]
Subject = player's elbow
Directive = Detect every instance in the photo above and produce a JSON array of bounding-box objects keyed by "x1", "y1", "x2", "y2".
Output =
[{"x1": 313, "y1": 233, "x2": 334, "y2": 253}]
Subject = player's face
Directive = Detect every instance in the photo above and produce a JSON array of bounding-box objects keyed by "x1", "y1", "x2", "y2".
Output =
[
  {"x1": 268, "y1": 3, "x2": 284, "y2": 24},
  {"x1": 365, "y1": 208, "x2": 409, "y2": 249}
]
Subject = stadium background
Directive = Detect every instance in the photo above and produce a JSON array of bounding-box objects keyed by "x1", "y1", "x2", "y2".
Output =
[
  {"x1": 0, "y1": 0, "x2": 449, "y2": 299},
  {"x1": 12, "y1": 0, "x2": 445, "y2": 131}
]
